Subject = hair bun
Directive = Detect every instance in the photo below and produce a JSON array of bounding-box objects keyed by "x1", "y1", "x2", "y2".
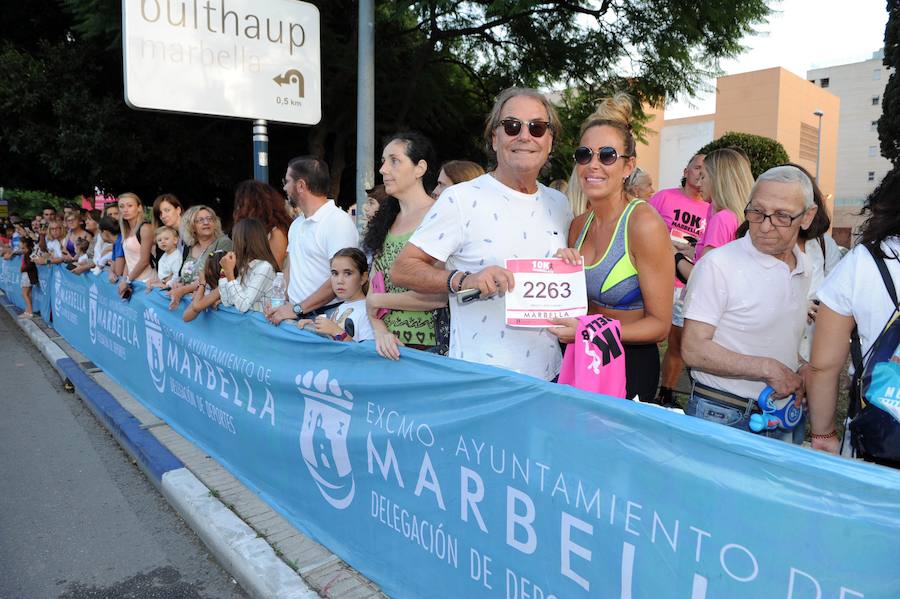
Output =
[{"x1": 587, "y1": 92, "x2": 634, "y2": 128}]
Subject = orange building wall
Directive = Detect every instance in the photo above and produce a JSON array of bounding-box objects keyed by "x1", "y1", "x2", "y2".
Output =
[
  {"x1": 634, "y1": 103, "x2": 664, "y2": 188},
  {"x1": 699, "y1": 68, "x2": 838, "y2": 217}
]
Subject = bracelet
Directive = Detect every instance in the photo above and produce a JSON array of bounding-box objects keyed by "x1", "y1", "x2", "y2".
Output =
[
  {"x1": 456, "y1": 271, "x2": 471, "y2": 293},
  {"x1": 810, "y1": 429, "x2": 838, "y2": 440},
  {"x1": 446, "y1": 269, "x2": 460, "y2": 295},
  {"x1": 674, "y1": 253, "x2": 693, "y2": 285}
]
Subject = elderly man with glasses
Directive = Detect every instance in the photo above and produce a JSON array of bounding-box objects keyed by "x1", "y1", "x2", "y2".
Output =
[
  {"x1": 391, "y1": 87, "x2": 573, "y2": 380},
  {"x1": 680, "y1": 165, "x2": 818, "y2": 441}
]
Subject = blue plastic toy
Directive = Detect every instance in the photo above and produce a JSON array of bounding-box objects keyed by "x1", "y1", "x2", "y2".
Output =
[{"x1": 748, "y1": 386, "x2": 804, "y2": 432}]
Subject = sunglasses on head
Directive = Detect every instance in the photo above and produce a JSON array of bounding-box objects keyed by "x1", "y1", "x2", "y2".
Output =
[
  {"x1": 498, "y1": 118, "x2": 552, "y2": 138},
  {"x1": 574, "y1": 146, "x2": 632, "y2": 166}
]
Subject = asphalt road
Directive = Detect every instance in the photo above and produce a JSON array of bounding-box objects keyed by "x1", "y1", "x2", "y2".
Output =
[{"x1": 0, "y1": 310, "x2": 246, "y2": 599}]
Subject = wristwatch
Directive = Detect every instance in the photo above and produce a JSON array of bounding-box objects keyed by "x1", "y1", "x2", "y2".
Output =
[{"x1": 292, "y1": 303, "x2": 304, "y2": 318}]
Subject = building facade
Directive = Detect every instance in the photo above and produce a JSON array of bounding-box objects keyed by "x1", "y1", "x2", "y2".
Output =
[
  {"x1": 635, "y1": 68, "x2": 839, "y2": 217},
  {"x1": 807, "y1": 51, "x2": 892, "y2": 209}
]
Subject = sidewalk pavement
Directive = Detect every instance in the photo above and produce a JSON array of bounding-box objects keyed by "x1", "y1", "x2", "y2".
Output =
[{"x1": 1, "y1": 296, "x2": 387, "y2": 599}]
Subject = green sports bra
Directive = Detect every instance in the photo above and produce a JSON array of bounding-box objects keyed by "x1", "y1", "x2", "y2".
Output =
[{"x1": 575, "y1": 199, "x2": 644, "y2": 311}]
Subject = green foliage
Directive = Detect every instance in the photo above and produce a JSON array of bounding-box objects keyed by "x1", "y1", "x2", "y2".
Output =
[
  {"x1": 1, "y1": 0, "x2": 772, "y2": 204},
  {"x1": 879, "y1": 1, "x2": 900, "y2": 165},
  {"x1": 548, "y1": 87, "x2": 656, "y2": 182},
  {"x1": 697, "y1": 132, "x2": 790, "y2": 179},
  {"x1": 4, "y1": 189, "x2": 69, "y2": 218}
]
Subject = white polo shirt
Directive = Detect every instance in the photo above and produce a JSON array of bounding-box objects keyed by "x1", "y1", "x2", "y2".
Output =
[
  {"x1": 286, "y1": 200, "x2": 359, "y2": 305},
  {"x1": 409, "y1": 173, "x2": 572, "y2": 380},
  {"x1": 683, "y1": 235, "x2": 810, "y2": 399}
]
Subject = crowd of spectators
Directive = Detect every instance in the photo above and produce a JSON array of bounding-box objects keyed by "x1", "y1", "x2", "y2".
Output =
[{"x1": 3, "y1": 85, "x2": 896, "y2": 466}]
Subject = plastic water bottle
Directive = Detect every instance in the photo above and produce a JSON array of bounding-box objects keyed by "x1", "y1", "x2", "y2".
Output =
[
  {"x1": 271, "y1": 272, "x2": 286, "y2": 308},
  {"x1": 749, "y1": 386, "x2": 804, "y2": 432}
]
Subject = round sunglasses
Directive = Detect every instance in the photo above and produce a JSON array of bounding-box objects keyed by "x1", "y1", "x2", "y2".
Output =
[
  {"x1": 574, "y1": 146, "x2": 632, "y2": 166},
  {"x1": 498, "y1": 118, "x2": 553, "y2": 138}
]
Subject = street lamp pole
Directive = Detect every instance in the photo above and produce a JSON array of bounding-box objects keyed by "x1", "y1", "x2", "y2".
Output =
[{"x1": 814, "y1": 109, "x2": 824, "y2": 184}]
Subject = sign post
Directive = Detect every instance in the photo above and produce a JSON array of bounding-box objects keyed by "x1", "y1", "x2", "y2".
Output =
[{"x1": 122, "y1": 0, "x2": 321, "y2": 178}]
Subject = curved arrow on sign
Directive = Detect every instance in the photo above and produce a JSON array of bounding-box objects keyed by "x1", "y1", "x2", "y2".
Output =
[{"x1": 273, "y1": 69, "x2": 305, "y2": 99}]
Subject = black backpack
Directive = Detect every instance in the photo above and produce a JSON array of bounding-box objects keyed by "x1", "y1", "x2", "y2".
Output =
[{"x1": 847, "y1": 245, "x2": 900, "y2": 467}]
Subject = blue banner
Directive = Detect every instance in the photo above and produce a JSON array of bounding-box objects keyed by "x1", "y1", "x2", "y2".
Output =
[
  {"x1": 0, "y1": 256, "x2": 46, "y2": 314},
  {"x1": 23, "y1": 265, "x2": 900, "y2": 597}
]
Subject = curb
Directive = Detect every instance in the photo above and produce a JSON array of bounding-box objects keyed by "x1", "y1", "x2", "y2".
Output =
[{"x1": 2, "y1": 298, "x2": 318, "y2": 599}]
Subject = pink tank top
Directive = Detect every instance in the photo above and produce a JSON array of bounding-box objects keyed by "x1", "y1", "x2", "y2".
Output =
[
  {"x1": 123, "y1": 230, "x2": 154, "y2": 283},
  {"x1": 558, "y1": 315, "x2": 627, "y2": 399}
]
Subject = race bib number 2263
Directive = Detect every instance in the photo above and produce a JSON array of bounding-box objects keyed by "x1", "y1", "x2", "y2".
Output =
[{"x1": 505, "y1": 258, "x2": 587, "y2": 327}]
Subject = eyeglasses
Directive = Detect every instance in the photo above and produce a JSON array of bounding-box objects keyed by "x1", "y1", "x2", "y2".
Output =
[
  {"x1": 196, "y1": 216, "x2": 214, "y2": 224},
  {"x1": 498, "y1": 118, "x2": 553, "y2": 138},
  {"x1": 744, "y1": 206, "x2": 807, "y2": 228},
  {"x1": 573, "y1": 146, "x2": 632, "y2": 166}
]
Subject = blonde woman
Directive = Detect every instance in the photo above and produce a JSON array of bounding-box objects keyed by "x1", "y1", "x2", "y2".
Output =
[
  {"x1": 660, "y1": 149, "x2": 754, "y2": 404},
  {"x1": 694, "y1": 149, "x2": 751, "y2": 257},
  {"x1": 565, "y1": 166, "x2": 587, "y2": 217},
  {"x1": 117, "y1": 192, "x2": 155, "y2": 298},
  {"x1": 550, "y1": 93, "x2": 673, "y2": 401},
  {"x1": 166, "y1": 205, "x2": 232, "y2": 309}
]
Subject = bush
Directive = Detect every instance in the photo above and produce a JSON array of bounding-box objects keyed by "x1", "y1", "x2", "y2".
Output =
[
  {"x1": 697, "y1": 132, "x2": 790, "y2": 179},
  {"x1": 5, "y1": 189, "x2": 69, "y2": 219}
]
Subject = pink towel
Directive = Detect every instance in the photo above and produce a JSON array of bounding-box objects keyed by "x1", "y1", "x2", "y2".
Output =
[
  {"x1": 369, "y1": 271, "x2": 390, "y2": 320},
  {"x1": 558, "y1": 315, "x2": 627, "y2": 399}
]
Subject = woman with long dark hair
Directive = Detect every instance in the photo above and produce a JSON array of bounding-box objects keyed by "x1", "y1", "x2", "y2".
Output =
[
  {"x1": 807, "y1": 167, "x2": 900, "y2": 457},
  {"x1": 218, "y1": 218, "x2": 280, "y2": 314},
  {"x1": 232, "y1": 180, "x2": 293, "y2": 268},
  {"x1": 363, "y1": 131, "x2": 448, "y2": 359}
]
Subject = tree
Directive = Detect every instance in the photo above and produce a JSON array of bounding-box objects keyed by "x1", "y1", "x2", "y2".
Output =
[
  {"x1": 1, "y1": 0, "x2": 772, "y2": 205},
  {"x1": 697, "y1": 132, "x2": 790, "y2": 179},
  {"x1": 879, "y1": 0, "x2": 900, "y2": 165}
]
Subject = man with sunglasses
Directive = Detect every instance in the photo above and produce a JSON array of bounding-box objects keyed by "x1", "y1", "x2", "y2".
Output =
[
  {"x1": 680, "y1": 166, "x2": 817, "y2": 441},
  {"x1": 391, "y1": 88, "x2": 573, "y2": 380}
]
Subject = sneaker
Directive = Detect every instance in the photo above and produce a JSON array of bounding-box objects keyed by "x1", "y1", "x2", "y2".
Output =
[{"x1": 17, "y1": 312, "x2": 33, "y2": 319}]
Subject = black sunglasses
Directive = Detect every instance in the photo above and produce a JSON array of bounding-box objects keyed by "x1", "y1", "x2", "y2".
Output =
[
  {"x1": 574, "y1": 146, "x2": 632, "y2": 166},
  {"x1": 498, "y1": 118, "x2": 553, "y2": 138}
]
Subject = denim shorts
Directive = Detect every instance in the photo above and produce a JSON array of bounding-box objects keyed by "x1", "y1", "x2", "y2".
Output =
[
  {"x1": 686, "y1": 388, "x2": 802, "y2": 443},
  {"x1": 672, "y1": 288, "x2": 685, "y2": 327}
]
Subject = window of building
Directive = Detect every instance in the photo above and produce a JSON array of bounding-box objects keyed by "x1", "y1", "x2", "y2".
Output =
[
  {"x1": 820, "y1": 78, "x2": 830, "y2": 88},
  {"x1": 873, "y1": 95, "x2": 881, "y2": 106},
  {"x1": 870, "y1": 146, "x2": 879, "y2": 157},
  {"x1": 872, "y1": 120, "x2": 879, "y2": 131},
  {"x1": 874, "y1": 69, "x2": 882, "y2": 81},
  {"x1": 868, "y1": 171, "x2": 876, "y2": 182}
]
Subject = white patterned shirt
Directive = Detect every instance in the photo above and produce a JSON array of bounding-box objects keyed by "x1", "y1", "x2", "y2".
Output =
[
  {"x1": 409, "y1": 173, "x2": 573, "y2": 380},
  {"x1": 219, "y1": 259, "x2": 277, "y2": 314}
]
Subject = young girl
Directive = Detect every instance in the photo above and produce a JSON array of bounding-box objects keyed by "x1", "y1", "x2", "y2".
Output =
[
  {"x1": 182, "y1": 250, "x2": 226, "y2": 323},
  {"x1": 18, "y1": 237, "x2": 39, "y2": 319},
  {"x1": 217, "y1": 218, "x2": 278, "y2": 314},
  {"x1": 299, "y1": 248, "x2": 375, "y2": 342}
]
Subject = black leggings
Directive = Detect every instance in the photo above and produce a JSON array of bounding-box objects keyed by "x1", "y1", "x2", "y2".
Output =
[{"x1": 624, "y1": 343, "x2": 660, "y2": 402}]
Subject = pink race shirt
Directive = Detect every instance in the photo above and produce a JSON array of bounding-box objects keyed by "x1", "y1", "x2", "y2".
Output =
[
  {"x1": 558, "y1": 315, "x2": 627, "y2": 399},
  {"x1": 694, "y1": 208, "x2": 739, "y2": 260},
  {"x1": 650, "y1": 187, "x2": 709, "y2": 287},
  {"x1": 649, "y1": 187, "x2": 709, "y2": 244}
]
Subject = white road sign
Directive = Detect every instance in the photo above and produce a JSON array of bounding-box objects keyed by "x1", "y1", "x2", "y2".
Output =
[{"x1": 123, "y1": 0, "x2": 321, "y2": 125}]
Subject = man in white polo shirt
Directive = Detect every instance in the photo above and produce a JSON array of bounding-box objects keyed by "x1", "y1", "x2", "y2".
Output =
[
  {"x1": 266, "y1": 156, "x2": 359, "y2": 324},
  {"x1": 681, "y1": 165, "x2": 817, "y2": 441}
]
